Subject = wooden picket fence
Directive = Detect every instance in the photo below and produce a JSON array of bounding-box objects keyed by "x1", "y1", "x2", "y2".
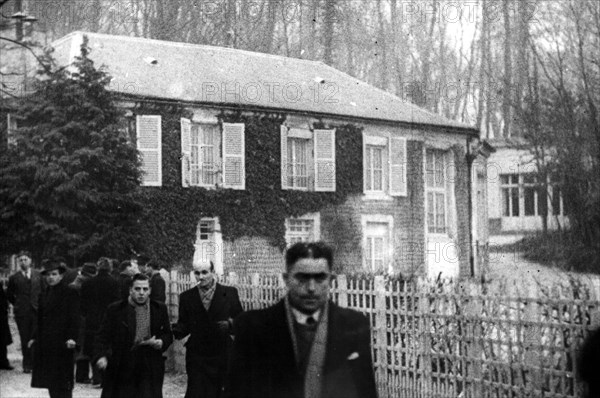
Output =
[{"x1": 166, "y1": 271, "x2": 600, "y2": 398}]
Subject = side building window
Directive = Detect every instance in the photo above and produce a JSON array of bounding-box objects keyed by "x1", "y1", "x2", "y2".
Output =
[
  {"x1": 281, "y1": 126, "x2": 336, "y2": 192},
  {"x1": 285, "y1": 213, "x2": 321, "y2": 246}
]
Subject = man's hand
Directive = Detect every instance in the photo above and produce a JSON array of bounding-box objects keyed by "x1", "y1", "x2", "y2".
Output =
[
  {"x1": 216, "y1": 320, "x2": 230, "y2": 332},
  {"x1": 27, "y1": 339, "x2": 35, "y2": 349},
  {"x1": 140, "y1": 335, "x2": 163, "y2": 350},
  {"x1": 66, "y1": 339, "x2": 76, "y2": 349},
  {"x1": 97, "y1": 357, "x2": 108, "y2": 370}
]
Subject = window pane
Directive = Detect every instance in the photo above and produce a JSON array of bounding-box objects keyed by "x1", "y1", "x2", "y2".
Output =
[
  {"x1": 524, "y1": 187, "x2": 535, "y2": 216},
  {"x1": 523, "y1": 174, "x2": 535, "y2": 184},
  {"x1": 538, "y1": 187, "x2": 547, "y2": 216},
  {"x1": 551, "y1": 186, "x2": 561, "y2": 215},
  {"x1": 511, "y1": 188, "x2": 520, "y2": 216},
  {"x1": 435, "y1": 193, "x2": 446, "y2": 232},
  {"x1": 500, "y1": 175, "x2": 509, "y2": 185},
  {"x1": 427, "y1": 192, "x2": 435, "y2": 232},
  {"x1": 502, "y1": 188, "x2": 510, "y2": 217}
]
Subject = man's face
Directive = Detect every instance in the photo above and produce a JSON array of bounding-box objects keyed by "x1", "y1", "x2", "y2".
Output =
[
  {"x1": 45, "y1": 270, "x2": 63, "y2": 287},
  {"x1": 193, "y1": 263, "x2": 215, "y2": 288},
  {"x1": 17, "y1": 255, "x2": 32, "y2": 271},
  {"x1": 284, "y1": 257, "x2": 331, "y2": 315},
  {"x1": 130, "y1": 280, "x2": 151, "y2": 304}
]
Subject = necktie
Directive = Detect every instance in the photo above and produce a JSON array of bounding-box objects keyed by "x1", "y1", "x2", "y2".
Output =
[{"x1": 306, "y1": 316, "x2": 316, "y2": 326}]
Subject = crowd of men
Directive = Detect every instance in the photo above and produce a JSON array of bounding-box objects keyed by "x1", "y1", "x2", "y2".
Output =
[
  {"x1": 2, "y1": 241, "x2": 600, "y2": 398},
  {"x1": 0, "y1": 242, "x2": 382, "y2": 398}
]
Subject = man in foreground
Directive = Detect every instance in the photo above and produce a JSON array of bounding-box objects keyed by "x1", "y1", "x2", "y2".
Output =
[
  {"x1": 225, "y1": 241, "x2": 378, "y2": 398},
  {"x1": 173, "y1": 261, "x2": 243, "y2": 398},
  {"x1": 95, "y1": 273, "x2": 172, "y2": 398}
]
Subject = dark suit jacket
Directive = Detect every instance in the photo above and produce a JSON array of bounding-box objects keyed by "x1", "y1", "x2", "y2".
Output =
[
  {"x1": 174, "y1": 283, "x2": 243, "y2": 361},
  {"x1": 7, "y1": 269, "x2": 42, "y2": 317},
  {"x1": 225, "y1": 300, "x2": 378, "y2": 398},
  {"x1": 95, "y1": 299, "x2": 173, "y2": 398},
  {"x1": 80, "y1": 271, "x2": 120, "y2": 356},
  {"x1": 149, "y1": 272, "x2": 166, "y2": 303}
]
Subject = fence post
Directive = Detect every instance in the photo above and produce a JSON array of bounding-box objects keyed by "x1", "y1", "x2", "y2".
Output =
[
  {"x1": 337, "y1": 274, "x2": 348, "y2": 308},
  {"x1": 523, "y1": 282, "x2": 542, "y2": 392},
  {"x1": 251, "y1": 273, "x2": 260, "y2": 310},
  {"x1": 374, "y1": 275, "x2": 387, "y2": 397},
  {"x1": 418, "y1": 277, "x2": 432, "y2": 398},
  {"x1": 467, "y1": 282, "x2": 482, "y2": 398}
]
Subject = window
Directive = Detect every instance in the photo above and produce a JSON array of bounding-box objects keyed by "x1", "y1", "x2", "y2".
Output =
[
  {"x1": 362, "y1": 215, "x2": 393, "y2": 272},
  {"x1": 136, "y1": 115, "x2": 162, "y2": 186},
  {"x1": 285, "y1": 213, "x2": 320, "y2": 246},
  {"x1": 190, "y1": 123, "x2": 219, "y2": 186},
  {"x1": 287, "y1": 138, "x2": 309, "y2": 189},
  {"x1": 193, "y1": 217, "x2": 223, "y2": 273},
  {"x1": 365, "y1": 145, "x2": 384, "y2": 192},
  {"x1": 281, "y1": 126, "x2": 336, "y2": 192},
  {"x1": 426, "y1": 149, "x2": 447, "y2": 234},
  {"x1": 363, "y1": 135, "x2": 407, "y2": 197},
  {"x1": 501, "y1": 174, "x2": 519, "y2": 217},
  {"x1": 182, "y1": 118, "x2": 245, "y2": 189}
]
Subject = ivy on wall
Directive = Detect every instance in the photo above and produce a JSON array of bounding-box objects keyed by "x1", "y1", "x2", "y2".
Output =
[{"x1": 132, "y1": 102, "x2": 363, "y2": 268}]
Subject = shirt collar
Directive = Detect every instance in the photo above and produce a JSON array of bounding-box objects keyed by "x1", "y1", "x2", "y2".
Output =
[
  {"x1": 290, "y1": 306, "x2": 321, "y2": 325},
  {"x1": 21, "y1": 269, "x2": 31, "y2": 278}
]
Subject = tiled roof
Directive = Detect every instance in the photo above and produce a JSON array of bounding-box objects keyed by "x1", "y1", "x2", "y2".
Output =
[{"x1": 52, "y1": 31, "x2": 477, "y2": 134}]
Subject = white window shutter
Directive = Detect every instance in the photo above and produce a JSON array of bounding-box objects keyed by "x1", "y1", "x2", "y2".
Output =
[
  {"x1": 181, "y1": 118, "x2": 192, "y2": 188},
  {"x1": 136, "y1": 115, "x2": 162, "y2": 186},
  {"x1": 389, "y1": 137, "x2": 407, "y2": 196},
  {"x1": 222, "y1": 123, "x2": 245, "y2": 189},
  {"x1": 281, "y1": 125, "x2": 288, "y2": 190},
  {"x1": 314, "y1": 129, "x2": 336, "y2": 192}
]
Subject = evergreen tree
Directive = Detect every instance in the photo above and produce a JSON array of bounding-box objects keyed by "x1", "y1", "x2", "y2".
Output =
[{"x1": 0, "y1": 36, "x2": 142, "y2": 264}]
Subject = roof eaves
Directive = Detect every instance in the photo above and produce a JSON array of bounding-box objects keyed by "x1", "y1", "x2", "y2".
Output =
[{"x1": 117, "y1": 92, "x2": 479, "y2": 136}]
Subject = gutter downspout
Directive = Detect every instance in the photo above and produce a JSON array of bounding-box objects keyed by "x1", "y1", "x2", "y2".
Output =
[{"x1": 466, "y1": 136, "x2": 476, "y2": 278}]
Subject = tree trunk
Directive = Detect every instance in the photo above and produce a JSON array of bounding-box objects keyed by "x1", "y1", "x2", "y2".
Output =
[
  {"x1": 323, "y1": 0, "x2": 336, "y2": 65},
  {"x1": 502, "y1": 0, "x2": 512, "y2": 138}
]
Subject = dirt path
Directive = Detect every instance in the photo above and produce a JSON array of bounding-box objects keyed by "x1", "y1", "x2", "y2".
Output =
[
  {"x1": 0, "y1": 318, "x2": 187, "y2": 398},
  {"x1": 487, "y1": 235, "x2": 599, "y2": 287}
]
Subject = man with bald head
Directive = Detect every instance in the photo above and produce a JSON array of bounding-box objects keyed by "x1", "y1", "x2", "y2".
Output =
[{"x1": 173, "y1": 261, "x2": 243, "y2": 398}]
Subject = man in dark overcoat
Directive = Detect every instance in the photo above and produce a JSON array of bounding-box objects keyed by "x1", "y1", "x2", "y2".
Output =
[
  {"x1": 30, "y1": 260, "x2": 81, "y2": 398},
  {"x1": 80, "y1": 258, "x2": 120, "y2": 385},
  {"x1": 0, "y1": 281, "x2": 13, "y2": 370},
  {"x1": 225, "y1": 242, "x2": 378, "y2": 398},
  {"x1": 6, "y1": 250, "x2": 43, "y2": 373},
  {"x1": 95, "y1": 273, "x2": 172, "y2": 398},
  {"x1": 173, "y1": 261, "x2": 243, "y2": 398}
]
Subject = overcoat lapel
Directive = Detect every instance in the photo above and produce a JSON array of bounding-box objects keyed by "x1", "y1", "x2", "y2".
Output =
[
  {"x1": 126, "y1": 303, "x2": 136, "y2": 343},
  {"x1": 323, "y1": 303, "x2": 348, "y2": 375}
]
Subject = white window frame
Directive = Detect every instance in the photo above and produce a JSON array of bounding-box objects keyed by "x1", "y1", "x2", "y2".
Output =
[
  {"x1": 425, "y1": 149, "x2": 448, "y2": 235},
  {"x1": 361, "y1": 214, "x2": 394, "y2": 272},
  {"x1": 281, "y1": 126, "x2": 335, "y2": 192},
  {"x1": 189, "y1": 122, "x2": 220, "y2": 188},
  {"x1": 285, "y1": 212, "x2": 321, "y2": 247},
  {"x1": 363, "y1": 133, "x2": 406, "y2": 200},
  {"x1": 500, "y1": 174, "x2": 520, "y2": 217},
  {"x1": 193, "y1": 217, "x2": 224, "y2": 275},
  {"x1": 287, "y1": 137, "x2": 310, "y2": 190},
  {"x1": 365, "y1": 145, "x2": 385, "y2": 193}
]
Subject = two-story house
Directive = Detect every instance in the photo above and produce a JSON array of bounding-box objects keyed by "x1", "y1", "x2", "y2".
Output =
[{"x1": 47, "y1": 31, "x2": 490, "y2": 279}]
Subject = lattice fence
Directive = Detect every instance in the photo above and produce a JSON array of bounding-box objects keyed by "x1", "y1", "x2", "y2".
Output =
[{"x1": 166, "y1": 272, "x2": 600, "y2": 398}]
